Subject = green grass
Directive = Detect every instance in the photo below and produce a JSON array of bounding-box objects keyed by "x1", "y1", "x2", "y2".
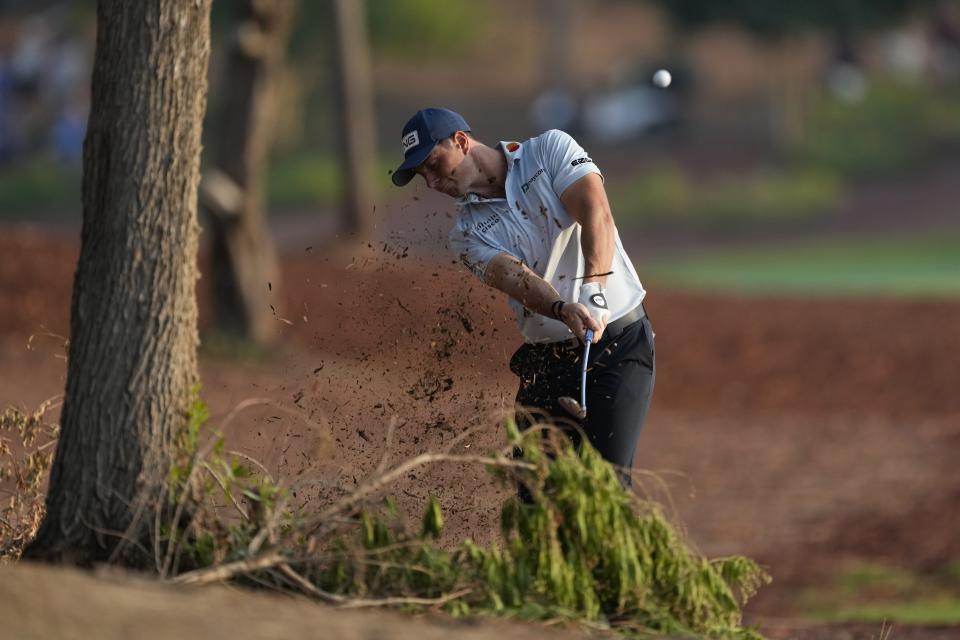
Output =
[
  {"x1": 801, "y1": 561, "x2": 960, "y2": 625},
  {"x1": 267, "y1": 153, "x2": 396, "y2": 211},
  {"x1": 818, "y1": 598, "x2": 960, "y2": 625},
  {"x1": 643, "y1": 233, "x2": 960, "y2": 298}
]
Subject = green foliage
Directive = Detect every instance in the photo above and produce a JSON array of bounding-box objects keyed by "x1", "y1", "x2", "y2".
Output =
[
  {"x1": 163, "y1": 390, "x2": 290, "y2": 575},
  {"x1": 790, "y1": 81, "x2": 960, "y2": 176},
  {"x1": 161, "y1": 395, "x2": 768, "y2": 637},
  {"x1": 266, "y1": 153, "x2": 393, "y2": 211},
  {"x1": 314, "y1": 424, "x2": 769, "y2": 638},
  {"x1": 608, "y1": 163, "x2": 841, "y2": 228},
  {"x1": 0, "y1": 158, "x2": 80, "y2": 219},
  {"x1": 367, "y1": 0, "x2": 488, "y2": 57},
  {"x1": 268, "y1": 154, "x2": 344, "y2": 210}
]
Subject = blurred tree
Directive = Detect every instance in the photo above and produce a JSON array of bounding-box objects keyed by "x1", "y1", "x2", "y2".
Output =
[
  {"x1": 201, "y1": 0, "x2": 297, "y2": 345},
  {"x1": 651, "y1": 0, "x2": 935, "y2": 39},
  {"x1": 332, "y1": 0, "x2": 375, "y2": 235},
  {"x1": 23, "y1": 0, "x2": 211, "y2": 565}
]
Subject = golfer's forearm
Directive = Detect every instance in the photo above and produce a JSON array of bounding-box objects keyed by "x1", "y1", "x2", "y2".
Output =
[
  {"x1": 561, "y1": 173, "x2": 615, "y2": 285},
  {"x1": 579, "y1": 209, "x2": 615, "y2": 285},
  {"x1": 484, "y1": 253, "x2": 562, "y2": 318}
]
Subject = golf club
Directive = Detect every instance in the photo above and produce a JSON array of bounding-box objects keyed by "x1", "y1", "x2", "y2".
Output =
[{"x1": 558, "y1": 328, "x2": 593, "y2": 420}]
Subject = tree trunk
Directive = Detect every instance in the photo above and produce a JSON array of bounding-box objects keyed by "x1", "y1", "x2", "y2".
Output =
[
  {"x1": 23, "y1": 0, "x2": 212, "y2": 566},
  {"x1": 332, "y1": 0, "x2": 376, "y2": 236},
  {"x1": 202, "y1": 0, "x2": 297, "y2": 345}
]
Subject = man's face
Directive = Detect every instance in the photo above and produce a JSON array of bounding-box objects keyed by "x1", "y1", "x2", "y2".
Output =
[{"x1": 415, "y1": 135, "x2": 468, "y2": 197}]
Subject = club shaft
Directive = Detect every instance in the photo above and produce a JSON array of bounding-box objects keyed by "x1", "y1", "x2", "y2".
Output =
[{"x1": 581, "y1": 329, "x2": 593, "y2": 415}]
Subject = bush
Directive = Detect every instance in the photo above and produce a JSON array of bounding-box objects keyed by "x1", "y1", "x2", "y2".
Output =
[
  {"x1": 791, "y1": 80, "x2": 960, "y2": 176},
  {"x1": 267, "y1": 154, "x2": 344, "y2": 210},
  {"x1": 609, "y1": 163, "x2": 842, "y2": 228},
  {"x1": 368, "y1": 0, "x2": 488, "y2": 57},
  {"x1": 167, "y1": 402, "x2": 769, "y2": 638}
]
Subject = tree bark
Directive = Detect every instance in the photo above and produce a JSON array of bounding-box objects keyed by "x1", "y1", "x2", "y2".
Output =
[
  {"x1": 332, "y1": 0, "x2": 376, "y2": 236},
  {"x1": 23, "y1": 0, "x2": 212, "y2": 566},
  {"x1": 203, "y1": 0, "x2": 297, "y2": 345}
]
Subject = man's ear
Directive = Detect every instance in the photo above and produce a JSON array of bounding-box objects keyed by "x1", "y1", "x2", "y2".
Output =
[{"x1": 453, "y1": 130, "x2": 470, "y2": 153}]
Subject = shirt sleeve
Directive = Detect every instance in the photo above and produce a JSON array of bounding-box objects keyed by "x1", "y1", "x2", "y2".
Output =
[
  {"x1": 539, "y1": 129, "x2": 603, "y2": 197},
  {"x1": 448, "y1": 217, "x2": 511, "y2": 281}
]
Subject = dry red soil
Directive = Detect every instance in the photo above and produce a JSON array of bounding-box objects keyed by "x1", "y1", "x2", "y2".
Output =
[{"x1": 2, "y1": 225, "x2": 959, "y2": 639}]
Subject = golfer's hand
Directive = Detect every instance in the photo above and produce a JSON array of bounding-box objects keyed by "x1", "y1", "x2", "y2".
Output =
[
  {"x1": 576, "y1": 282, "x2": 610, "y2": 341},
  {"x1": 561, "y1": 302, "x2": 605, "y2": 342}
]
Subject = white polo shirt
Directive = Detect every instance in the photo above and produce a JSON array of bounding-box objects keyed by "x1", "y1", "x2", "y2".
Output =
[{"x1": 449, "y1": 129, "x2": 646, "y2": 344}]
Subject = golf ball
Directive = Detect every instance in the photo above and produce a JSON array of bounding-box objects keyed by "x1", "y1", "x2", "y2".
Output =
[{"x1": 653, "y1": 69, "x2": 672, "y2": 88}]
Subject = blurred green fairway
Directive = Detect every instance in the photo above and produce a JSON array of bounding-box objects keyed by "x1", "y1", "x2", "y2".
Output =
[{"x1": 644, "y1": 233, "x2": 960, "y2": 298}]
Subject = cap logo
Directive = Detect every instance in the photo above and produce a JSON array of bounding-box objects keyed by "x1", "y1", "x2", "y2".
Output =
[
  {"x1": 401, "y1": 130, "x2": 420, "y2": 154},
  {"x1": 506, "y1": 142, "x2": 520, "y2": 152}
]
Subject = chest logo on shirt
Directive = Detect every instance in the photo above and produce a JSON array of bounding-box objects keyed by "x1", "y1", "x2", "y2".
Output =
[
  {"x1": 520, "y1": 167, "x2": 545, "y2": 193},
  {"x1": 571, "y1": 157, "x2": 593, "y2": 167},
  {"x1": 475, "y1": 212, "x2": 502, "y2": 233}
]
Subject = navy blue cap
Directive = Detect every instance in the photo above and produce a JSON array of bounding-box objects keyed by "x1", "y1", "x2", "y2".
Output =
[{"x1": 391, "y1": 107, "x2": 471, "y2": 187}]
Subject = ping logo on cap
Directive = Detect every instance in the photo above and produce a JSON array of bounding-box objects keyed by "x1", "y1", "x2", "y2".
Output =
[{"x1": 402, "y1": 130, "x2": 420, "y2": 153}]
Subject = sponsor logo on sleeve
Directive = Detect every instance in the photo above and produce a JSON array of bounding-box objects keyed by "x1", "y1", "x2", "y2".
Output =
[
  {"x1": 401, "y1": 130, "x2": 420, "y2": 153},
  {"x1": 571, "y1": 157, "x2": 593, "y2": 167}
]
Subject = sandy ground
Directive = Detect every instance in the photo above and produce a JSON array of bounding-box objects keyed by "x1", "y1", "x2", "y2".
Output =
[{"x1": 1, "y1": 226, "x2": 959, "y2": 639}]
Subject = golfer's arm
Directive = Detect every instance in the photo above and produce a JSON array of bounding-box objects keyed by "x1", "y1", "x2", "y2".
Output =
[
  {"x1": 483, "y1": 253, "x2": 562, "y2": 318},
  {"x1": 561, "y1": 173, "x2": 615, "y2": 286}
]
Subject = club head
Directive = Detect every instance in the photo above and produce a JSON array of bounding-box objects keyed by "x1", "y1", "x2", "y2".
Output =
[{"x1": 558, "y1": 395, "x2": 586, "y2": 421}]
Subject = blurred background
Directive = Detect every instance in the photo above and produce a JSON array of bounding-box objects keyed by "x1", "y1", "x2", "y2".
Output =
[
  {"x1": 1, "y1": 1, "x2": 960, "y2": 635},
  {"x1": 1, "y1": 0, "x2": 959, "y2": 289}
]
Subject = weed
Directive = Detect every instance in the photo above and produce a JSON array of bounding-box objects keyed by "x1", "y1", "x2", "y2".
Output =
[
  {"x1": 169, "y1": 405, "x2": 769, "y2": 638},
  {"x1": 0, "y1": 401, "x2": 60, "y2": 562}
]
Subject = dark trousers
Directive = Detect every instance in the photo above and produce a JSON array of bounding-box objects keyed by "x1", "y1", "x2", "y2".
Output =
[{"x1": 509, "y1": 315, "x2": 656, "y2": 490}]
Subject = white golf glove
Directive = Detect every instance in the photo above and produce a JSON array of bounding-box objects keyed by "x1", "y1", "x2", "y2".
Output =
[{"x1": 578, "y1": 282, "x2": 610, "y2": 330}]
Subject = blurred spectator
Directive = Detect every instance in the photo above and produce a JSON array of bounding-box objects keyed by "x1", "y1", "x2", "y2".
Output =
[
  {"x1": 51, "y1": 90, "x2": 86, "y2": 164},
  {"x1": 0, "y1": 7, "x2": 90, "y2": 164}
]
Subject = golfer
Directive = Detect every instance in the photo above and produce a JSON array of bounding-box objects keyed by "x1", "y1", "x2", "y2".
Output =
[{"x1": 391, "y1": 107, "x2": 655, "y2": 486}]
